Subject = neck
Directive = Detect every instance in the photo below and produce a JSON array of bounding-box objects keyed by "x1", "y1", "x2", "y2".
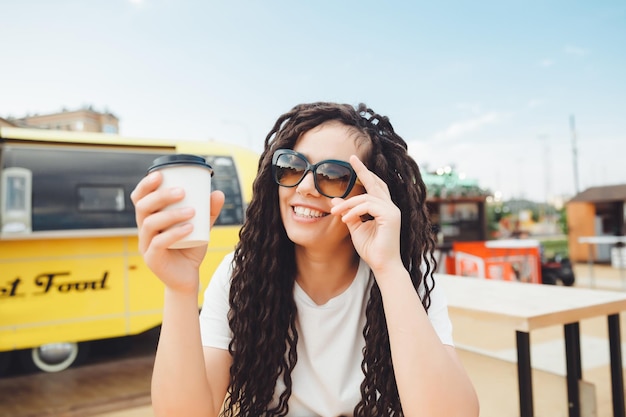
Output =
[{"x1": 294, "y1": 245, "x2": 360, "y2": 305}]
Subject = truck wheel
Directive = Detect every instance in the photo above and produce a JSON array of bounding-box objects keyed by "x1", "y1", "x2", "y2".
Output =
[
  {"x1": 558, "y1": 261, "x2": 575, "y2": 286},
  {"x1": 19, "y1": 342, "x2": 90, "y2": 373},
  {"x1": 560, "y1": 275, "x2": 575, "y2": 286}
]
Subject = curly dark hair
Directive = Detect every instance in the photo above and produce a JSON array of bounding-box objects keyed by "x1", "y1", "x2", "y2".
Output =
[{"x1": 222, "y1": 102, "x2": 438, "y2": 416}]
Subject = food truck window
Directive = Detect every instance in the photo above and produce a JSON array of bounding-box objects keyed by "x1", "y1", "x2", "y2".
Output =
[
  {"x1": 2, "y1": 146, "x2": 247, "y2": 231},
  {"x1": 6, "y1": 175, "x2": 27, "y2": 210},
  {"x1": 77, "y1": 185, "x2": 125, "y2": 212},
  {"x1": 2, "y1": 145, "x2": 157, "y2": 231},
  {"x1": 206, "y1": 155, "x2": 245, "y2": 226},
  {"x1": 1, "y1": 167, "x2": 33, "y2": 233}
]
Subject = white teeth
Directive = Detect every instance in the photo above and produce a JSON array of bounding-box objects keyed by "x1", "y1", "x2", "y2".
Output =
[{"x1": 293, "y1": 206, "x2": 326, "y2": 218}]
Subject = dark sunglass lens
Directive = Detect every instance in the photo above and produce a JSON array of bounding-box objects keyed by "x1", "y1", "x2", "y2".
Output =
[
  {"x1": 275, "y1": 153, "x2": 307, "y2": 186},
  {"x1": 316, "y1": 163, "x2": 353, "y2": 197}
]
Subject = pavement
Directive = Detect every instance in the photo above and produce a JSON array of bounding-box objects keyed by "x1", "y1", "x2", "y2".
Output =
[{"x1": 48, "y1": 263, "x2": 626, "y2": 417}]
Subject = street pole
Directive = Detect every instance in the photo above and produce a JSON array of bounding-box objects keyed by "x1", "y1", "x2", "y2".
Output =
[{"x1": 537, "y1": 134, "x2": 551, "y2": 225}]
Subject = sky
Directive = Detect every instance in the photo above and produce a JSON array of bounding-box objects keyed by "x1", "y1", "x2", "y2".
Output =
[{"x1": 1, "y1": 0, "x2": 625, "y2": 203}]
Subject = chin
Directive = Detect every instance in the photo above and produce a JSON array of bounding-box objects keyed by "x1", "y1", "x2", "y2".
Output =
[{"x1": 284, "y1": 228, "x2": 315, "y2": 246}]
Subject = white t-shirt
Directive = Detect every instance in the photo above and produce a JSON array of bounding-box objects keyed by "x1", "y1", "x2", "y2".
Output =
[{"x1": 200, "y1": 252, "x2": 454, "y2": 417}]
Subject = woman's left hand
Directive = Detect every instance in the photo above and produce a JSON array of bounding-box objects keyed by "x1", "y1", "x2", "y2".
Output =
[{"x1": 330, "y1": 155, "x2": 403, "y2": 274}]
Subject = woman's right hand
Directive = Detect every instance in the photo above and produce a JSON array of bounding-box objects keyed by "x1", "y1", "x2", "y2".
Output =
[{"x1": 131, "y1": 171, "x2": 225, "y2": 294}]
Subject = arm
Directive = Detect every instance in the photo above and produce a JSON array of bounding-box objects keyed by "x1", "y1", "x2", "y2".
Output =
[
  {"x1": 152, "y1": 288, "x2": 231, "y2": 417},
  {"x1": 131, "y1": 171, "x2": 230, "y2": 417},
  {"x1": 376, "y1": 265, "x2": 479, "y2": 417},
  {"x1": 330, "y1": 156, "x2": 479, "y2": 417}
]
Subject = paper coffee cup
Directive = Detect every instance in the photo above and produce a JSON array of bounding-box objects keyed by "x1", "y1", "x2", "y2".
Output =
[{"x1": 148, "y1": 154, "x2": 214, "y2": 249}]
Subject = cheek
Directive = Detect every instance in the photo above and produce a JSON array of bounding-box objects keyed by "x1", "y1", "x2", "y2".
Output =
[
  {"x1": 278, "y1": 187, "x2": 292, "y2": 217},
  {"x1": 349, "y1": 184, "x2": 367, "y2": 198},
  {"x1": 328, "y1": 213, "x2": 350, "y2": 235}
]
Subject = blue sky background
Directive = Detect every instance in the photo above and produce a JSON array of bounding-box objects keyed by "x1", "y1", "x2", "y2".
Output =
[{"x1": 1, "y1": 0, "x2": 624, "y2": 202}]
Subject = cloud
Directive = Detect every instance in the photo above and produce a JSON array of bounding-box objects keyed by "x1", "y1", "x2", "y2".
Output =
[
  {"x1": 528, "y1": 98, "x2": 543, "y2": 108},
  {"x1": 432, "y1": 112, "x2": 502, "y2": 140},
  {"x1": 564, "y1": 45, "x2": 589, "y2": 56}
]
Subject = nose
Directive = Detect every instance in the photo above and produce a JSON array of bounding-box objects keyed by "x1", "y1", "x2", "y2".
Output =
[{"x1": 296, "y1": 170, "x2": 320, "y2": 197}]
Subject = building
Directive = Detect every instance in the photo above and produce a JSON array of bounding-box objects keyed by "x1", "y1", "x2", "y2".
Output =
[
  {"x1": 423, "y1": 168, "x2": 491, "y2": 244},
  {"x1": 566, "y1": 184, "x2": 626, "y2": 262},
  {"x1": 6, "y1": 106, "x2": 119, "y2": 133},
  {"x1": 0, "y1": 117, "x2": 17, "y2": 128}
]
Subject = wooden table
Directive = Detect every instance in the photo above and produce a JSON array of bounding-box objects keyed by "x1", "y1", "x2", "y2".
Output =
[{"x1": 437, "y1": 274, "x2": 626, "y2": 417}]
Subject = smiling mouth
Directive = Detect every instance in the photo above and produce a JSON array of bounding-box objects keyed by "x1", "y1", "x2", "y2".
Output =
[{"x1": 293, "y1": 206, "x2": 329, "y2": 219}]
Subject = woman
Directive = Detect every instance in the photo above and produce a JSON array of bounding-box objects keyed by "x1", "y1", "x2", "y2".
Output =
[{"x1": 132, "y1": 102, "x2": 479, "y2": 417}]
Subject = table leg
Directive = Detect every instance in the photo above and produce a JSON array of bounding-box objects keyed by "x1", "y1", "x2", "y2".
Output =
[
  {"x1": 617, "y1": 252, "x2": 626, "y2": 290},
  {"x1": 608, "y1": 314, "x2": 625, "y2": 417},
  {"x1": 516, "y1": 331, "x2": 534, "y2": 417},
  {"x1": 564, "y1": 323, "x2": 582, "y2": 417}
]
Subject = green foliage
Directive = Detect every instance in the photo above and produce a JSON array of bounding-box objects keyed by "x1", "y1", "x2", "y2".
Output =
[
  {"x1": 540, "y1": 238, "x2": 569, "y2": 259},
  {"x1": 531, "y1": 208, "x2": 540, "y2": 222},
  {"x1": 557, "y1": 207, "x2": 568, "y2": 234},
  {"x1": 486, "y1": 203, "x2": 502, "y2": 235}
]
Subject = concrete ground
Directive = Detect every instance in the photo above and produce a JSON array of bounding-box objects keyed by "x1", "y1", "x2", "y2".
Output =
[{"x1": 93, "y1": 262, "x2": 626, "y2": 417}]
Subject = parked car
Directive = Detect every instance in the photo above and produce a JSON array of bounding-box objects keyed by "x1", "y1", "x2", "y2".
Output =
[{"x1": 541, "y1": 254, "x2": 575, "y2": 286}]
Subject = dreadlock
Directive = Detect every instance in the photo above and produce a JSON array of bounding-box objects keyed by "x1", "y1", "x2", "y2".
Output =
[{"x1": 222, "y1": 102, "x2": 438, "y2": 416}]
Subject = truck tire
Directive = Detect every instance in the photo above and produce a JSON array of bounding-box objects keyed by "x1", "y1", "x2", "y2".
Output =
[
  {"x1": 558, "y1": 259, "x2": 576, "y2": 286},
  {"x1": 560, "y1": 274, "x2": 575, "y2": 286},
  {"x1": 18, "y1": 341, "x2": 90, "y2": 373}
]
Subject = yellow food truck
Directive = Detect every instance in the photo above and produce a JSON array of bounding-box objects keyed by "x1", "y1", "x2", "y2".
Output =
[{"x1": 0, "y1": 127, "x2": 259, "y2": 374}]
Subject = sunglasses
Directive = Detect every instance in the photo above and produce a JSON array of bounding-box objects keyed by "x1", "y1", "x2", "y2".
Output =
[{"x1": 271, "y1": 149, "x2": 361, "y2": 198}]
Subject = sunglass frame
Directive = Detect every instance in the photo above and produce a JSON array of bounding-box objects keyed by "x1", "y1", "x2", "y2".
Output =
[{"x1": 271, "y1": 149, "x2": 359, "y2": 198}]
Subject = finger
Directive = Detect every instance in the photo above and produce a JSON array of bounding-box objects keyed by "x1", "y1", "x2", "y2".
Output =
[
  {"x1": 132, "y1": 172, "x2": 164, "y2": 230},
  {"x1": 210, "y1": 190, "x2": 226, "y2": 227},
  {"x1": 331, "y1": 195, "x2": 374, "y2": 223},
  {"x1": 139, "y1": 207, "x2": 195, "y2": 252},
  {"x1": 345, "y1": 201, "x2": 377, "y2": 224},
  {"x1": 349, "y1": 155, "x2": 389, "y2": 196},
  {"x1": 142, "y1": 207, "x2": 194, "y2": 237},
  {"x1": 131, "y1": 171, "x2": 161, "y2": 205},
  {"x1": 147, "y1": 222, "x2": 194, "y2": 252},
  {"x1": 134, "y1": 186, "x2": 185, "y2": 228},
  {"x1": 145, "y1": 191, "x2": 224, "y2": 253}
]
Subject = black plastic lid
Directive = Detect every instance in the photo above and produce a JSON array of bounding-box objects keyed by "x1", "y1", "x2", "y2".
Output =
[{"x1": 148, "y1": 154, "x2": 214, "y2": 176}]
